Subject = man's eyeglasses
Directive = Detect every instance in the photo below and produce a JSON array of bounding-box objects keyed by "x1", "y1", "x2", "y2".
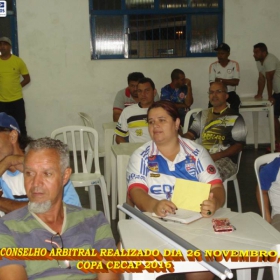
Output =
[
  {"x1": 208, "y1": 90, "x2": 226, "y2": 95},
  {"x1": 45, "y1": 233, "x2": 71, "y2": 269}
]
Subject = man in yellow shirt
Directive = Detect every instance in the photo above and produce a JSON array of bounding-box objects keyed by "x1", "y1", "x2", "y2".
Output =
[{"x1": 0, "y1": 37, "x2": 30, "y2": 136}]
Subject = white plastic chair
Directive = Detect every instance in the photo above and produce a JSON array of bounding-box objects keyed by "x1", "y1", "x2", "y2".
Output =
[
  {"x1": 253, "y1": 154, "x2": 280, "y2": 280},
  {"x1": 78, "y1": 112, "x2": 105, "y2": 172},
  {"x1": 51, "y1": 125, "x2": 110, "y2": 223},
  {"x1": 223, "y1": 151, "x2": 242, "y2": 213},
  {"x1": 183, "y1": 108, "x2": 203, "y2": 134},
  {"x1": 254, "y1": 152, "x2": 280, "y2": 219}
]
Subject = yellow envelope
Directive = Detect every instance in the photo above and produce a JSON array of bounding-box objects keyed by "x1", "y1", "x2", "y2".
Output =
[{"x1": 171, "y1": 178, "x2": 211, "y2": 212}]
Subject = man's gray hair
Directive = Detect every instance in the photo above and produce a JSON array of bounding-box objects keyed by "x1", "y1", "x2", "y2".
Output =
[{"x1": 25, "y1": 137, "x2": 70, "y2": 171}]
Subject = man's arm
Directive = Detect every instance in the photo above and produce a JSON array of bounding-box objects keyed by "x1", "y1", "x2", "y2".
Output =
[
  {"x1": 0, "y1": 155, "x2": 24, "y2": 176},
  {"x1": 20, "y1": 74, "x2": 30, "y2": 88},
  {"x1": 0, "y1": 155, "x2": 28, "y2": 213},
  {"x1": 0, "y1": 265, "x2": 27, "y2": 280},
  {"x1": 210, "y1": 143, "x2": 243, "y2": 162},
  {"x1": 183, "y1": 130, "x2": 196, "y2": 140},
  {"x1": 255, "y1": 72, "x2": 266, "y2": 99},
  {"x1": 115, "y1": 135, "x2": 127, "y2": 144},
  {"x1": 266, "y1": 70, "x2": 275, "y2": 102},
  {"x1": 113, "y1": 109, "x2": 122, "y2": 122},
  {"x1": 184, "y1": 78, "x2": 193, "y2": 108},
  {"x1": 0, "y1": 197, "x2": 27, "y2": 214},
  {"x1": 115, "y1": 109, "x2": 129, "y2": 144},
  {"x1": 256, "y1": 186, "x2": 271, "y2": 223},
  {"x1": 214, "y1": 78, "x2": 239, "y2": 86}
]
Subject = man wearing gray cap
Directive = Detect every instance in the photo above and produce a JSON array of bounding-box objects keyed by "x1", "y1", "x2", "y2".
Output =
[
  {"x1": 0, "y1": 37, "x2": 30, "y2": 136},
  {"x1": 209, "y1": 43, "x2": 240, "y2": 113}
]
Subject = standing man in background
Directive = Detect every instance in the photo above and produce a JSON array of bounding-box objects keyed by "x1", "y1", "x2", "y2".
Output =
[
  {"x1": 209, "y1": 43, "x2": 240, "y2": 113},
  {"x1": 253, "y1": 42, "x2": 280, "y2": 152},
  {"x1": 160, "y1": 68, "x2": 193, "y2": 126},
  {"x1": 0, "y1": 37, "x2": 30, "y2": 136}
]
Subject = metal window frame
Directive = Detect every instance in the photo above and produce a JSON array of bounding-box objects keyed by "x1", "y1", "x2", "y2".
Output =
[
  {"x1": 4, "y1": 0, "x2": 18, "y2": 55},
  {"x1": 89, "y1": 0, "x2": 223, "y2": 59}
]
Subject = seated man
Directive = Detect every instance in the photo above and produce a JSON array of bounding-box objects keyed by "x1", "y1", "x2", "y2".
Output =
[
  {"x1": 113, "y1": 72, "x2": 159, "y2": 121},
  {"x1": 209, "y1": 43, "x2": 240, "y2": 113},
  {"x1": 256, "y1": 156, "x2": 280, "y2": 231},
  {"x1": 0, "y1": 137, "x2": 119, "y2": 280},
  {"x1": 160, "y1": 68, "x2": 193, "y2": 126},
  {"x1": 115, "y1": 77, "x2": 156, "y2": 144},
  {"x1": 184, "y1": 82, "x2": 247, "y2": 181},
  {"x1": 0, "y1": 112, "x2": 80, "y2": 216}
]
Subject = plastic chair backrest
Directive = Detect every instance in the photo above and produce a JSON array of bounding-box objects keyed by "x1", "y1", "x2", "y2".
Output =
[
  {"x1": 78, "y1": 112, "x2": 95, "y2": 152},
  {"x1": 51, "y1": 125, "x2": 101, "y2": 174},
  {"x1": 236, "y1": 151, "x2": 242, "y2": 175},
  {"x1": 79, "y1": 112, "x2": 95, "y2": 128},
  {"x1": 183, "y1": 108, "x2": 203, "y2": 134},
  {"x1": 254, "y1": 152, "x2": 280, "y2": 219}
]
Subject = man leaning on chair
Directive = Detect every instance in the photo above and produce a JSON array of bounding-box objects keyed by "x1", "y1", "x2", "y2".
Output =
[
  {"x1": 0, "y1": 113, "x2": 81, "y2": 216},
  {"x1": 183, "y1": 82, "x2": 247, "y2": 181}
]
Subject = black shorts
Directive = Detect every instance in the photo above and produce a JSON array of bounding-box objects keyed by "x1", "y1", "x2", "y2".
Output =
[{"x1": 273, "y1": 93, "x2": 280, "y2": 117}]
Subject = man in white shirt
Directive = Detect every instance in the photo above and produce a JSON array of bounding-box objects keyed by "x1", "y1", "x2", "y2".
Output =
[
  {"x1": 253, "y1": 42, "x2": 280, "y2": 152},
  {"x1": 209, "y1": 43, "x2": 240, "y2": 113}
]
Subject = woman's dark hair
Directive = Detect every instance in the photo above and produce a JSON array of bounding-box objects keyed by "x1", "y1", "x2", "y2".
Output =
[{"x1": 147, "y1": 100, "x2": 180, "y2": 121}]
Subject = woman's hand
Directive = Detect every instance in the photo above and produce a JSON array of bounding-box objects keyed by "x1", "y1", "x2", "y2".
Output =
[
  {"x1": 153, "y1": 199, "x2": 177, "y2": 217},
  {"x1": 200, "y1": 193, "x2": 218, "y2": 218}
]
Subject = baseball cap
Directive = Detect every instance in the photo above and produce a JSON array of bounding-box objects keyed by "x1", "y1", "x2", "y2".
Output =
[
  {"x1": 0, "y1": 37, "x2": 12, "y2": 46},
  {"x1": 0, "y1": 113, "x2": 20, "y2": 134},
  {"x1": 214, "y1": 43, "x2": 230, "y2": 52}
]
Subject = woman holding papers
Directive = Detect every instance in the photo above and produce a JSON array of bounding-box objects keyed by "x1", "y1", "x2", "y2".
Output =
[
  {"x1": 126, "y1": 101, "x2": 225, "y2": 280},
  {"x1": 127, "y1": 100, "x2": 225, "y2": 218}
]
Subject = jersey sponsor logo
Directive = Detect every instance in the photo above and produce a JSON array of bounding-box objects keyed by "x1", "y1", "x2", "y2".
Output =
[
  {"x1": 150, "y1": 184, "x2": 173, "y2": 195},
  {"x1": 150, "y1": 173, "x2": 160, "y2": 178},
  {"x1": 135, "y1": 129, "x2": 143, "y2": 136},
  {"x1": 207, "y1": 165, "x2": 216, "y2": 174},
  {"x1": 127, "y1": 173, "x2": 146, "y2": 182},
  {"x1": 148, "y1": 162, "x2": 159, "y2": 172}
]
